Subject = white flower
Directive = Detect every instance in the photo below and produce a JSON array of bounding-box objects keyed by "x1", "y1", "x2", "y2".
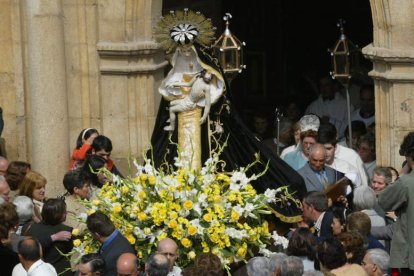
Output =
[
  {"x1": 225, "y1": 227, "x2": 248, "y2": 239},
  {"x1": 144, "y1": 162, "x2": 154, "y2": 174},
  {"x1": 174, "y1": 156, "x2": 184, "y2": 168},
  {"x1": 198, "y1": 194, "x2": 208, "y2": 207},
  {"x1": 264, "y1": 189, "x2": 277, "y2": 203},
  {"x1": 202, "y1": 174, "x2": 215, "y2": 187},
  {"x1": 258, "y1": 247, "x2": 274, "y2": 257},
  {"x1": 133, "y1": 227, "x2": 146, "y2": 239},
  {"x1": 231, "y1": 171, "x2": 249, "y2": 189},
  {"x1": 243, "y1": 203, "x2": 255, "y2": 214},
  {"x1": 192, "y1": 203, "x2": 202, "y2": 216},
  {"x1": 233, "y1": 205, "x2": 244, "y2": 216},
  {"x1": 271, "y1": 231, "x2": 289, "y2": 249}
]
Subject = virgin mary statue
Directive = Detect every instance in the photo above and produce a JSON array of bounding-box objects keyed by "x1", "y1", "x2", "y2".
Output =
[{"x1": 150, "y1": 9, "x2": 306, "y2": 223}]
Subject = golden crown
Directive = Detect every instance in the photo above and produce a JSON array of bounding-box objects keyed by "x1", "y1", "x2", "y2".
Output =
[{"x1": 154, "y1": 8, "x2": 216, "y2": 52}]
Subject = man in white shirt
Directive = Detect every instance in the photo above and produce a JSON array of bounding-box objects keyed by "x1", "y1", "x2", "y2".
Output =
[
  {"x1": 305, "y1": 76, "x2": 354, "y2": 140},
  {"x1": 12, "y1": 237, "x2": 57, "y2": 276},
  {"x1": 318, "y1": 123, "x2": 364, "y2": 191},
  {"x1": 319, "y1": 121, "x2": 368, "y2": 186},
  {"x1": 157, "y1": 238, "x2": 182, "y2": 276},
  {"x1": 351, "y1": 84, "x2": 375, "y2": 128},
  {"x1": 301, "y1": 191, "x2": 333, "y2": 239}
]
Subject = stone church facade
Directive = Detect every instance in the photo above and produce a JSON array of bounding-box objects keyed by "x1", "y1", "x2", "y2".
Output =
[{"x1": 0, "y1": 0, "x2": 413, "y2": 195}]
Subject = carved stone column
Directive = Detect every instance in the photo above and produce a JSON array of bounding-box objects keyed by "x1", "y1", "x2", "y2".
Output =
[
  {"x1": 26, "y1": 0, "x2": 69, "y2": 195},
  {"x1": 95, "y1": 0, "x2": 166, "y2": 172},
  {"x1": 363, "y1": 0, "x2": 414, "y2": 168}
]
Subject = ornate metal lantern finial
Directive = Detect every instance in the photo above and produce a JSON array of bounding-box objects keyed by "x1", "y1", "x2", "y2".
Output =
[
  {"x1": 212, "y1": 13, "x2": 246, "y2": 82},
  {"x1": 328, "y1": 19, "x2": 360, "y2": 150},
  {"x1": 328, "y1": 19, "x2": 359, "y2": 86}
]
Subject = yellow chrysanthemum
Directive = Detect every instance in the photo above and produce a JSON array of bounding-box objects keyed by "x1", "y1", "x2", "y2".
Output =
[
  {"x1": 144, "y1": 228, "x2": 152, "y2": 235},
  {"x1": 72, "y1": 228, "x2": 81, "y2": 236},
  {"x1": 203, "y1": 213, "x2": 213, "y2": 222},
  {"x1": 140, "y1": 174, "x2": 148, "y2": 181},
  {"x1": 127, "y1": 234, "x2": 136, "y2": 244},
  {"x1": 168, "y1": 219, "x2": 178, "y2": 229},
  {"x1": 138, "y1": 191, "x2": 146, "y2": 199},
  {"x1": 231, "y1": 210, "x2": 240, "y2": 222},
  {"x1": 157, "y1": 232, "x2": 168, "y2": 241},
  {"x1": 138, "y1": 212, "x2": 147, "y2": 221},
  {"x1": 181, "y1": 238, "x2": 191, "y2": 248},
  {"x1": 121, "y1": 185, "x2": 129, "y2": 194},
  {"x1": 92, "y1": 199, "x2": 100, "y2": 206},
  {"x1": 73, "y1": 239, "x2": 81, "y2": 247},
  {"x1": 148, "y1": 175, "x2": 156, "y2": 185},
  {"x1": 188, "y1": 225, "x2": 198, "y2": 235},
  {"x1": 237, "y1": 245, "x2": 247, "y2": 258},
  {"x1": 113, "y1": 205, "x2": 122, "y2": 214},
  {"x1": 169, "y1": 211, "x2": 178, "y2": 219},
  {"x1": 188, "y1": 251, "x2": 196, "y2": 259},
  {"x1": 183, "y1": 200, "x2": 193, "y2": 210}
]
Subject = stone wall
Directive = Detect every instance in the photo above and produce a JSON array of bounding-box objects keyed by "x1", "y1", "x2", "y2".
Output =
[{"x1": 0, "y1": 0, "x2": 165, "y2": 196}]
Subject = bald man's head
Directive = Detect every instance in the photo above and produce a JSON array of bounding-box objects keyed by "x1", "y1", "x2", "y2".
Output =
[
  {"x1": 117, "y1": 253, "x2": 138, "y2": 276},
  {"x1": 308, "y1": 143, "x2": 327, "y2": 172},
  {"x1": 157, "y1": 238, "x2": 178, "y2": 271}
]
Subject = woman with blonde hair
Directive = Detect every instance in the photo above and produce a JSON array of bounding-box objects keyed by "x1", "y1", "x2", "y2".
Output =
[{"x1": 18, "y1": 171, "x2": 47, "y2": 223}]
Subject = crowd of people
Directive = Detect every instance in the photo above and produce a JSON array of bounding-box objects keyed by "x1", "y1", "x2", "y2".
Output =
[{"x1": 0, "y1": 74, "x2": 412, "y2": 275}]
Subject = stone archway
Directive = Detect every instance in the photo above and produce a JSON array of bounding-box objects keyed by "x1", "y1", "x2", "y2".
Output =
[{"x1": 363, "y1": 0, "x2": 414, "y2": 168}]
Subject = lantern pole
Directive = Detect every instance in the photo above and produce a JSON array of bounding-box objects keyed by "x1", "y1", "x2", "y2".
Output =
[{"x1": 329, "y1": 19, "x2": 353, "y2": 147}]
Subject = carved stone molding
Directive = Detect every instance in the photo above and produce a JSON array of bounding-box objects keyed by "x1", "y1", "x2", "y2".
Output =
[
  {"x1": 363, "y1": 44, "x2": 414, "y2": 82},
  {"x1": 97, "y1": 41, "x2": 168, "y2": 75}
]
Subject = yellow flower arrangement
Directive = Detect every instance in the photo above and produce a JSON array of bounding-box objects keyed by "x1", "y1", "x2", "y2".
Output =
[{"x1": 71, "y1": 146, "x2": 296, "y2": 271}]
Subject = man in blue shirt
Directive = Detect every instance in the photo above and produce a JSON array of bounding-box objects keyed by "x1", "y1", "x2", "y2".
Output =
[{"x1": 87, "y1": 212, "x2": 135, "y2": 276}]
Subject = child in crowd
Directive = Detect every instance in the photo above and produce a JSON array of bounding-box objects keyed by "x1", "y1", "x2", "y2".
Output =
[{"x1": 69, "y1": 128, "x2": 99, "y2": 170}]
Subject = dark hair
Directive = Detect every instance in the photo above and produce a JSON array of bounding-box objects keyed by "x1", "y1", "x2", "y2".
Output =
[
  {"x1": 18, "y1": 237, "x2": 41, "y2": 261},
  {"x1": 317, "y1": 122, "x2": 337, "y2": 146},
  {"x1": 358, "y1": 132, "x2": 376, "y2": 155},
  {"x1": 80, "y1": 253, "x2": 105, "y2": 274},
  {"x1": 193, "y1": 253, "x2": 224, "y2": 276},
  {"x1": 41, "y1": 198, "x2": 66, "y2": 225},
  {"x1": 0, "y1": 202, "x2": 19, "y2": 232},
  {"x1": 76, "y1": 128, "x2": 99, "y2": 149},
  {"x1": 344, "y1": 120, "x2": 367, "y2": 139},
  {"x1": 5, "y1": 161, "x2": 31, "y2": 190},
  {"x1": 332, "y1": 207, "x2": 347, "y2": 228},
  {"x1": 387, "y1": 166, "x2": 399, "y2": 181},
  {"x1": 286, "y1": 227, "x2": 317, "y2": 261},
  {"x1": 317, "y1": 237, "x2": 347, "y2": 270},
  {"x1": 91, "y1": 135, "x2": 113, "y2": 153},
  {"x1": 146, "y1": 253, "x2": 170, "y2": 276},
  {"x1": 303, "y1": 191, "x2": 328, "y2": 212},
  {"x1": 63, "y1": 168, "x2": 90, "y2": 194},
  {"x1": 86, "y1": 211, "x2": 115, "y2": 237},
  {"x1": 81, "y1": 155, "x2": 107, "y2": 188},
  {"x1": 399, "y1": 132, "x2": 414, "y2": 158},
  {"x1": 337, "y1": 231, "x2": 366, "y2": 264}
]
